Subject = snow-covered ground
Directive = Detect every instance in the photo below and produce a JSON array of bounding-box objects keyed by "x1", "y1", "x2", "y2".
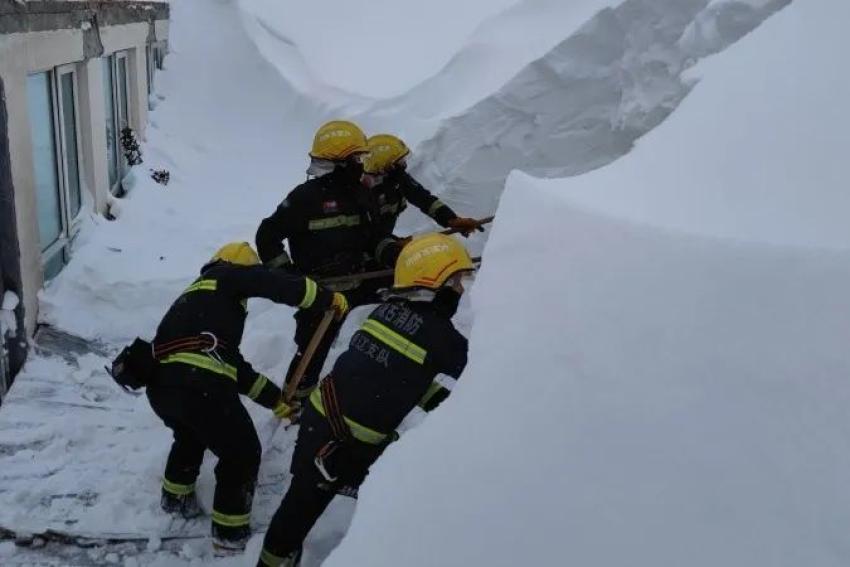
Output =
[{"x1": 0, "y1": 0, "x2": 831, "y2": 564}]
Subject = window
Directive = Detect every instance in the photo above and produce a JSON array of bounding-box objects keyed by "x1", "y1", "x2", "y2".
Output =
[
  {"x1": 102, "y1": 52, "x2": 132, "y2": 195},
  {"x1": 27, "y1": 66, "x2": 85, "y2": 281},
  {"x1": 102, "y1": 57, "x2": 119, "y2": 191}
]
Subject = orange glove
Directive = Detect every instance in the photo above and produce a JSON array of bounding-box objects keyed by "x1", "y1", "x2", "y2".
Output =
[
  {"x1": 331, "y1": 292, "x2": 350, "y2": 320},
  {"x1": 447, "y1": 217, "x2": 485, "y2": 237}
]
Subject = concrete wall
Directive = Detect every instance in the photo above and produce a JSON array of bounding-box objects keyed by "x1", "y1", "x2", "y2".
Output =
[
  {"x1": 0, "y1": 74, "x2": 27, "y2": 390},
  {"x1": 0, "y1": 3, "x2": 168, "y2": 341}
]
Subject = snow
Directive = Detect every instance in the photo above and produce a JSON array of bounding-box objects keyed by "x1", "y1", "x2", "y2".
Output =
[
  {"x1": 1, "y1": 291, "x2": 19, "y2": 338},
  {"x1": 0, "y1": 0, "x2": 828, "y2": 564},
  {"x1": 565, "y1": 0, "x2": 849, "y2": 248},
  {"x1": 406, "y1": 0, "x2": 791, "y2": 235},
  {"x1": 237, "y1": 0, "x2": 522, "y2": 99},
  {"x1": 326, "y1": 1, "x2": 850, "y2": 565}
]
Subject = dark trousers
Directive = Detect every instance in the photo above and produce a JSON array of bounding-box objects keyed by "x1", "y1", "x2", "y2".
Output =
[
  {"x1": 259, "y1": 404, "x2": 385, "y2": 563},
  {"x1": 284, "y1": 279, "x2": 388, "y2": 398},
  {"x1": 147, "y1": 375, "x2": 261, "y2": 539}
]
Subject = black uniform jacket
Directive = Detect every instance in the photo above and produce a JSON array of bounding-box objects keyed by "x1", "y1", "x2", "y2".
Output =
[
  {"x1": 152, "y1": 263, "x2": 333, "y2": 407},
  {"x1": 330, "y1": 292, "x2": 468, "y2": 433},
  {"x1": 372, "y1": 170, "x2": 458, "y2": 234},
  {"x1": 256, "y1": 168, "x2": 402, "y2": 278}
]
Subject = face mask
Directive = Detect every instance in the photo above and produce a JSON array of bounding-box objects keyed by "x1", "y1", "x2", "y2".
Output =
[
  {"x1": 432, "y1": 287, "x2": 462, "y2": 318},
  {"x1": 307, "y1": 158, "x2": 337, "y2": 177}
]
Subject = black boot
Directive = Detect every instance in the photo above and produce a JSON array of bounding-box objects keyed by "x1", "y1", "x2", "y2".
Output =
[
  {"x1": 161, "y1": 489, "x2": 203, "y2": 519},
  {"x1": 212, "y1": 523, "x2": 251, "y2": 555}
]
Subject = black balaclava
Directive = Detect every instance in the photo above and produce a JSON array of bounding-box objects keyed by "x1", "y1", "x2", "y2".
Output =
[{"x1": 432, "y1": 287, "x2": 462, "y2": 319}]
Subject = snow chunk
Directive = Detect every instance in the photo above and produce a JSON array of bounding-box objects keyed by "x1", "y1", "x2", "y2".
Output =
[{"x1": 0, "y1": 291, "x2": 19, "y2": 337}]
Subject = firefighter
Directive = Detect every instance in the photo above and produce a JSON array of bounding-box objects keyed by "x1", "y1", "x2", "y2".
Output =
[
  {"x1": 146, "y1": 242, "x2": 347, "y2": 554},
  {"x1": 362, "y1": 133, "x2": 485, "y2": 236},
  {"x1": 255, "y1": 120, "x2": 405, "y2": 404},
  {"x1": 256, "y1": 233, "x2": 472, "y2": 567}
]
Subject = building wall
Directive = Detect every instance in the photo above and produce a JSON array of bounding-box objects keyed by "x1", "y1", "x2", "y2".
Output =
[
  {"x1": 0, "y1": 74, "x2": 27, "y2": 392},
  {"x1": 0, "y1": 3, "x2": 168, "y2": 343}
]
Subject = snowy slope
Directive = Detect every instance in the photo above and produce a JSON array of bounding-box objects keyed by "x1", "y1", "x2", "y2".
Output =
[
  {"x1": 326, "y1": 1, "x2": 850, "y2": 565},
  {"x1": 237, "y1": 0, "x2": 521, "y2": 100},
  {"x1": 408, "y1": 0, "x2": 790, "y2": 232}
]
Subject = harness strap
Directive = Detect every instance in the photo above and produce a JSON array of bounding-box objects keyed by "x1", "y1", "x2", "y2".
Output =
[
  {"x1": 153, "y1": 333, "x2": 227, "y2": 359},
  {"x1": 320, "y1": 378, "x2": 352, "y2": 442}
]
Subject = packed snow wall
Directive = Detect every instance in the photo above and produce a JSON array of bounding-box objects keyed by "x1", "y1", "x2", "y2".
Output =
[
  {"x1": 407, "y1": 0, "x2": 790, "y2": 224},
  {"x1": 326, "y1": 1, "x2": 850, "y2": 565}
]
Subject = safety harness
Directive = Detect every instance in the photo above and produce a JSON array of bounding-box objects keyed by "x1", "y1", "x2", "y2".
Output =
[{"x1": 153, "y1": 332, "x2": 237, "y2": 381}]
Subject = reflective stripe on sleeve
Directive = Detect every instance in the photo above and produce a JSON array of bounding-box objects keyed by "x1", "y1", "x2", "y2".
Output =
[
  {"x1": 247, "y1": 374, "x2": 269, "y2": 400},
  {"x1": 418, "y1": 381, "x2": 445, "y2": 409},
  {"x1": 375, "y1": 237, "x2": 396, "y2": 261},
  {"x1": 299, "y1": 278, "x2": 318, "y2": 309},
  {"x1": 361, "y1": 319, "x2": 427, "y2": 365},
  {"x1": 427, "y1": 200, "x2": 447, "y2": 217}
]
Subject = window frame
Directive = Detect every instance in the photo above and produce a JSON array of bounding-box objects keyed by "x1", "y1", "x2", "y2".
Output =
[{"x1": 29, "y1": 64, "x2": 86, "y2": 280}]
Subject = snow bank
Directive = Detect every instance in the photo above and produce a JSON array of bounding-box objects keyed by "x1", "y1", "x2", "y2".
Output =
[
  {"x1": 327, "y1": 1, "x2": 850, "y2": 565},
  {"x1": 236, "y1": 0, "x2": 521, "y2": 100},
  {"x1": 354, "y1": 0, "x2": 618, "y2": 144},
  {"x1": 407, "y1": 0, "x2": 789, "y2": 232},
  {"x1": 564, "y1": 0, "x2": 849, "y2": 248}
]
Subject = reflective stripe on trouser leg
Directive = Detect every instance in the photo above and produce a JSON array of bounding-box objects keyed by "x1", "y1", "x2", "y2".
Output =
[
  {"x1": 259, "y1": 547, "x2": 300, "y2": 567},
  {"x1": 212, "y1": 509, "x2": 251, "y2": 528},
  {"x1": 163, "y1": 477, "x2": 195, "y2": 496}
]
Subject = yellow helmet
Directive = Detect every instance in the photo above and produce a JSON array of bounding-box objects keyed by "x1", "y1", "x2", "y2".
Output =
[
  {"x1": 309, "y1": 120, "x2": 369, "y2": 161},
  {"x1": 210, "y1": 242, "x2": 260, "y2": 267},
  {"x1": 363, "y1": 134, "x2": 410, "y2": 174},
  {"x1": 394, "y1": 233, "x2": 474, "y2": 290}
]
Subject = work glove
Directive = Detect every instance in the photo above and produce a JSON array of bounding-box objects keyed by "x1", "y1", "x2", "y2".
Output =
[
  {"x1": 447, "y1": 217, "x2": 485, "y2": 237},
  {"x1": 272, "y1": 398, "x2": 297, "y2": 420},
  {"x1": 331, "y1": 292, "x2": 350, "y2": 320}
]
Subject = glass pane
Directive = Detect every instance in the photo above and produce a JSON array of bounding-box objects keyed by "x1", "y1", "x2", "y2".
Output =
[
  {"x1": 60, "y1": 72, "x2": 82, "y2": 219},
  {"x1": 102, "y1": 57, "x2": 118, "y2": 190},
  {"x1": 117, "y1": 58, "x2": 129, "y2": 130},
  {"x1": 117, "y1": 57, "x2": 130, "y2": 179},
  {"x1": 146, "y1": 46, "x2": 154, "y2": 95},
  {"x1": 42, "y1": 249, "x2": 66, "y2": 281},
  {"x1": 26, "y1": 73, "x2": 62, "y2": 253}
]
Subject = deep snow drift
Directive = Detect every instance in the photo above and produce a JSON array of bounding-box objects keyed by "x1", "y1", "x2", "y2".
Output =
[
  {"x1": 326, "y1": 1, "x2": 850, "y2": 565},
  {"x1": 409, "y1": 0, "x2": 790, "y2": 229}
]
